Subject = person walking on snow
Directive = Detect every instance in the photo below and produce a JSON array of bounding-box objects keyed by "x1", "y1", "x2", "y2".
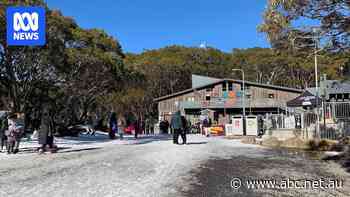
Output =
[
  {"x1": 38, "y1": 106, "x2": 56, "y2": 154},
  {"x1": 0, "y1": 114, "x2": 8, "y2": 153},
  {"x1": 109, "y1": 112, "x2": 117, "y2": 139},
  {"x1": 180, "y1": 115, "x2": 188, "y2": 144},
  {"x1": 134, "y1": 118, "x2": 142, "y2": 139},
  {"x1": 170, "y1": 111, "x2": 182, "y2": 144},
  {"x1": 85, "y1": 112, "x2": 95, "y2": 135},
  {"x1": 117, "y1": 115, "x2": 126, "y2": 140},
  {"x1": 6, "y1": 114, "x2": 22, "y2": 154}
]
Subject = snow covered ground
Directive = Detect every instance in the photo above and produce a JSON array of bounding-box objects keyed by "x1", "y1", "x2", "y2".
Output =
[{"x1": 0, "y1": 134, "x2": 349, "y2": 197}]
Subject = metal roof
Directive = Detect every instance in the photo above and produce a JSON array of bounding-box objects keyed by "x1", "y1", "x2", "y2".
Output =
[
  {"x1": 154, "y1": 78, "x2": 302, "y2": 102},
  {"x1": 192, "y1": 74, "x2": 221, "y2": 89},
  {"x1": 307, "y1": 80, "x2": 350, "y2": 95}
]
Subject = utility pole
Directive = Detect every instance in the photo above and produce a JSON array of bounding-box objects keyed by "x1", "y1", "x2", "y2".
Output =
[
  {"x1": 292, "y1": 27, "x2": 323, "y2": 139},
  {"x1": 313, "y1": 30, "x2": 320, "y2": 139}
]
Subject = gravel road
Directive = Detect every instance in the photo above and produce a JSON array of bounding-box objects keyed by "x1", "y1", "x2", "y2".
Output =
[{"x1": 0, "y1": 135, "x2": 349, "y2": 197}]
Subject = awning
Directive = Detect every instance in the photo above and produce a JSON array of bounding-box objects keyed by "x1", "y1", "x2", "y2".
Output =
[{"x1": 287, "y1": 91, "x2": 322, "y2": 107}]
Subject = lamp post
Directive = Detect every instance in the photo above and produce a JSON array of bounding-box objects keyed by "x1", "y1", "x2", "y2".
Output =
[{"x1": 232, "y1": 69, "x2": 246, "y2": 135}]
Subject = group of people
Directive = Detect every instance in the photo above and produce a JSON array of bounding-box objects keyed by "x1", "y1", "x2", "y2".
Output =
[
  {"x1": 0, "y1": 113, "x2": 23, "y2": 154},
  {"x1": 170, "y1": 111, "x2": 188, "y2": 145},
  {"x1": 109, "y1": 112, "x2": 137, "y2": 140},
  {"x1": 0, "y1": 105, "x2": 57, "y2": 155}
]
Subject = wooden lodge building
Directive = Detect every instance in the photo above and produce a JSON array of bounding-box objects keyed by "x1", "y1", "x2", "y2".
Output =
[{"x1": 155, "y1": 75, "x2": 303, "y2": 124}]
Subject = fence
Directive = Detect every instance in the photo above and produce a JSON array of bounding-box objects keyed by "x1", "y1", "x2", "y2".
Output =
[{"x1": 265, "y1": 102, "x2": 350, "y2": 140}]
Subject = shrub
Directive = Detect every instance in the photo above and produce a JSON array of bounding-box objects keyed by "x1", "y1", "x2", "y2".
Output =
[
  {"x1": 318, "y1": 140, "x2": 331, "y2": 151},
  {"x1": 308, "y1": 140, "x2": 318, "y2": 151}
]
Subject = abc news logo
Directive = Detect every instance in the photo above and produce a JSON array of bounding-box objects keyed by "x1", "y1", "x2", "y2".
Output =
[
  {"x1": 6, "y1": 7, "x2": 46, "y2": 46},
  {"x1": 13, "y1": 12, "x2": 39, "y2": 40}
]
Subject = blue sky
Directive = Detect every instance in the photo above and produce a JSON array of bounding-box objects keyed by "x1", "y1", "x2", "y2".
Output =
[{"x1": 46, "y1": 0, "x2": 270, "y2": 53}]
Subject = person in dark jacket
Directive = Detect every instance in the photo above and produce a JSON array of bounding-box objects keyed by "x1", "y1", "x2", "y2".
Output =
[
  {"x1": 134, "y1": 118, "x2": 142, "y2": 139},
  {"x1": 0, "y1": 114, "x2": 8, "y2": 152},
  {"x1": 38, "y1": 107, "x2": 56, "y2": 154},
  {"x1": 109, "y1": 112, "x2": 117, "y2": 139},
  {"x1": 159, "y1": 120, "x2": 166, "y2": 134},
  {"x1": 164, "y1": 120, "x2": 169, "y2": 134},
  {"x1": 180, "y1": 115, "x2": 187, "y2": 145},
  {"x1": 170, "y1": 111, "x2": 182, "y2": 144}
]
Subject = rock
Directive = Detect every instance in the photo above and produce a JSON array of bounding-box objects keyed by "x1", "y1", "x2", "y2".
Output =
[
  {"x1": 241, "y1": 136, "x2": 256, "y2": 144},
  {"x1": 262, "y1": 137, "x2": 281, "y2": 147},
  {"x1": 281, "y1": 137, "x2": 309, "y2": 149}
]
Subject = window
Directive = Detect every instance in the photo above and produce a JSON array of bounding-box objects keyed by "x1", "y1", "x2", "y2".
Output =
[
  {"x1": 336, "y1": 94, "x2": 343, "y2": 100},
  {"x1": 222, "y1": 82, "x2": 227, "y2": 91},
  {"x1": 206, "y1": 94, "x2": 211, "y2": 101},
  {"x1": 268, "y1": 94, "x2": 275, "y2": 99},
  {"x1": 228, "y1": 82, "x2": 233, "y2": 91},
  {"x1": 241, "y1": 85, "x2": 250, "y2": 91}
]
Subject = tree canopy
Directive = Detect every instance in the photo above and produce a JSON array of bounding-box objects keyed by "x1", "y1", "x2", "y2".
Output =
[
  {"x1": 0, "y1": 0, "x2": 127, "y2": 129},
  {"x1": 259, "y1": 0, "x2": 350, "y2": 51}
]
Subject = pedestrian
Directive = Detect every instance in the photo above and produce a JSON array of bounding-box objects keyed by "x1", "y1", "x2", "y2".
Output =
[
  {"x1": 93, "y1": 113, "x2": 100, "y2": 132},
  {"x1": 180, "y1": 115, "x2": 187, "y2": 145},
  {"x1": 150, "y1": 118, "x2": 155, "y2": 135},
  {"x1": 145, "y1": 119, "x2": 150, "y2": 135},
  {"x1": 31, "y1": 111, "x2": 41, "y2": 140},
  {"x1": 159, "y1": 119, "x2": 165, "y2": 134},
  {"x1": 13, "y1": 113, "x2": 24, "y2": 154},
  {"x1": 109, "y1": 112, "x2": 117, "y2": 139},
  {"x1": 0, "y1": 113, "x2": 8, "y2": 153},
  {"x1": 170, "y1": 111, "x2": 182, "y2": 144},
  {"x1": 117, "y1": 115, "x2": 126, "y2": 140},
  {"x1": 86, "y1": 112, "x2": 95, "y2": 135},
  {"x1": 6, "y1": 113, "x2": 21, "y2": 154},
  {"x1": 38, "y1": 107, "x2": 56, "y2": 154},
  {"x1": 203, "y1": 118, "x2": 210, "y2": 137},
  {"x1": 164, "y1": 119, "x2": 169, "y2": 134},
  {"x1": 134, "y1": 118, "x2": 141, "y2": 139}
]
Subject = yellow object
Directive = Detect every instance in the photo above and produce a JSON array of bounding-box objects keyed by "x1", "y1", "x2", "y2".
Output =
[{"x1": 210, "y1": 126, "x2": 224, "y2": 135}]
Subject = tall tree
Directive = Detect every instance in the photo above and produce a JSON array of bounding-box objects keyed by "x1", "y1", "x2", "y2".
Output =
[{"x1": 259, "y1": 0, "x2": 350, "y2": 51}]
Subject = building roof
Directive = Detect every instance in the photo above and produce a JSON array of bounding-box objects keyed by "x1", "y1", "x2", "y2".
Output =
[
  {"x1": 154, "y1": 77, "x2": 303, "y2": 102},
  {"x1": 307, "y1": 80, "x2": 350, "y2": 96},
  {"x1": 287, "y1": 90, "x2": 321, "y2": 107},
  {"x1": 192, "y1": 74, "x2": 221, "y2": 88}
]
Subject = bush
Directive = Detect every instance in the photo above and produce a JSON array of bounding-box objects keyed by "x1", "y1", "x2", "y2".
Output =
[
  {"x1": 340, "y1": 136, "x2": 350, "y2": 145},
  {"x1": 318, "y1": 140, "x2": 331, "y2": 151},
  {"x1": 308, "y1": 139, "x2": 338, "y2": 151},
  {"x1": 308, "y1": 140, "x2": 318, "y2": 151}
]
